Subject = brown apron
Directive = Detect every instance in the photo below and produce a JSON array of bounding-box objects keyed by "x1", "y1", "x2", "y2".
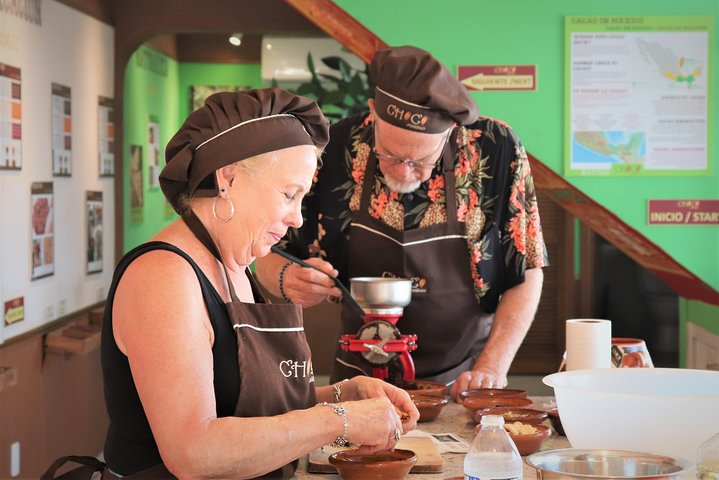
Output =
[
  {"x1": 109, "y1": 214, "x2": 316, "y2": 479},
  {"x1": 331, "y1": 135, "x2": 493, "y2": 386}
]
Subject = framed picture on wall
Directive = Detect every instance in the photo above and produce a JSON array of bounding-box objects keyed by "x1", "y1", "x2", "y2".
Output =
[
  {"x1": 565, "y1": 15, "x2": 711, "y2": 176},
  {"x1": 129, "y1": 144, "x2": 144, "y2": 224},
  {"x1": 147, "y1": 116, "x2": 161, "y2": 188},
  {"x1": 51, "y1": 83, "x2": 72, "y2": 177},
  {"x1": 189, "y1": 85, "x2": 252, "y2": 112},
  {"x1": 86, "y1": 191, "x2": 103, "y2": 274},
  {"x1": 98, "y1": 96, "x2": 114, "y2": 177},
  {"x1": 30, "y1": 182, "x2": 54, "y2": 280},
  {"x1": 0, "y1": 63, "x2": 22, "y2": 170}
]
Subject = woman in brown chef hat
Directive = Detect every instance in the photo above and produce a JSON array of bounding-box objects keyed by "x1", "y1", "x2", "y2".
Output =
[{"x1": 100, "y1": 88, "x2": 419, "y2": 478}]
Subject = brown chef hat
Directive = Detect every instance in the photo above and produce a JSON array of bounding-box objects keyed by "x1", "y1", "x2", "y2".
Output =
[
  {"x1": 160, "y1": 87, "x2": 329, "y2": 212},
  {"x1": 370, "y1": 46, "x2": 479, "y2": 133}
]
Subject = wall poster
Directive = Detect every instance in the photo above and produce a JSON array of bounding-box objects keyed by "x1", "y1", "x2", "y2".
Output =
[
  {"x1": 147, "y1": 116, "x2": 161, "y2": 188},
  {"x1": 51, "y1": 83, "x2": 72, "y2": 176},
  {"x1": 31, "y1": 182, "x2": 54, "y2": 280},
  {"x1": 86, "y1": 191, "x2": 103, "y2": 274},
  {"x1": 565, "y1": 16, "x2": 712, "y2": 176},
  {"x1": 129, "y1": 144, "x2": 144, "y2": 223},
  {"x1": 0, "y1": 63, "x2": 22, "y2": 170},
  {"x1": 98, "y1": 96, "x2": 114, "y2": 176},
  {"x1": 189, "y1": 85, "x2": 251, "y2": 112}
]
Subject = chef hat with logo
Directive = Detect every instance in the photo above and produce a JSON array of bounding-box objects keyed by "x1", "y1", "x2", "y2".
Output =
[
  {"x1": 370, "y1": 46, "x2": 479, "y2": 133},
  {"x1": 160, "y1": 87, "x2": 329, "y2": 212}
]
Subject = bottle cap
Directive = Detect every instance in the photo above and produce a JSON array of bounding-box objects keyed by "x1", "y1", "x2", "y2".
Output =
[{"x1": 480, "y1": 414, "x2": 505, "y2": 428}]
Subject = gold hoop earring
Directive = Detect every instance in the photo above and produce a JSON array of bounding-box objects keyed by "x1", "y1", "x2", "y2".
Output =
[{"x1": 212, "y1": 195, "x2": 235, "y2": 223}]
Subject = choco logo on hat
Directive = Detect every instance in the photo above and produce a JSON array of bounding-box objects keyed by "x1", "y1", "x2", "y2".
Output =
[{"x1": 375, "y1": 87, "x2": 452, "y2": 133}]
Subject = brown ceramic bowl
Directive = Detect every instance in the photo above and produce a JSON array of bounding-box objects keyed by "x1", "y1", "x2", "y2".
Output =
[
  {"x1": 463, "y1": 395, "x2": 533, "y2": 417},
  {"x1": 474, "y1": 407, "x2": 548, "y2": 425},
  {"x1": 410, "y1": 392, "x2": 449, "y2": 422},
  {"x1": 329, "y1": 448, "x2": 417, "y2": 480},
  {"x1": 459, "y1": 388, "x2": 528, "y2": 403},
  {"x1": 403, "y1": 379, "x2": 448, "y2": 397},
  {"x1": 545, "y1": 406, "x2": 565, "y2": 436},
  {"x1": 505, "y1": 423, "x2": 551, "y2": 456}
]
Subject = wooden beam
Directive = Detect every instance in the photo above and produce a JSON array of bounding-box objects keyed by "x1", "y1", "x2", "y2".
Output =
[
  {"x1": 283, "y1": 0, "x2": 387, "y2": 64},
  {"x1": 529, "y1": 153, "x2": 718, "y2": 305}
]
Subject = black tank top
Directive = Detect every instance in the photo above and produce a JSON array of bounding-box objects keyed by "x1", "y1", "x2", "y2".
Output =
[{"x1": 101, "y1": 241, "x2": 240, "y2": 475}]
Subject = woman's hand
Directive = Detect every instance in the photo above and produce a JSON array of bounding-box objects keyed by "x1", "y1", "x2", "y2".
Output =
[
  {"x1": 341, "y1": 377, "x2": 419, "y2": 433},
  {"x1": 341, "y1": 397, "x2": 406, "y2": 454},
  {"x1": 282, "y1": 259, "x2": 341, "y2": 307}
]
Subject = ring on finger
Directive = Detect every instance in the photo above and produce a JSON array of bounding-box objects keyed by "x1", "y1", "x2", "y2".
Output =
[{"x1": 393, "y1": 427, "x2": 401, "y2": 441}]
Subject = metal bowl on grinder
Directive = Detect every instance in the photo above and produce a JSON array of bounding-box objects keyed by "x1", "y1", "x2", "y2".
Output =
[
  {"x1": 349, "y1": 277, "x2": 412, "y2": 311},
  {"x1": 526, "y1": 449, "x2": 692, "y2": 479}
]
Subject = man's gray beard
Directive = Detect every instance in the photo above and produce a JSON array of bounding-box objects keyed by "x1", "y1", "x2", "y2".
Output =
[{"x1": 384, "y1": 176, "x2": 421, "y2": 194}]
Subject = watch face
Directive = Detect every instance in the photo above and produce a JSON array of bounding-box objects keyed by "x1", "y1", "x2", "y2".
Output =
[{"x1": 356, "y1": 320, "x2": 401, "y2": 365}]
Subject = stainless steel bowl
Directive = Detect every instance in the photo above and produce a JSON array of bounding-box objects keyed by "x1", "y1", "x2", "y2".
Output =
[
  {"x1": 526, "y1": 449, "x2": 692, "y2": 479},
  {"x1": 349, "y1": 277, "x2": 412, "y2": 311}
]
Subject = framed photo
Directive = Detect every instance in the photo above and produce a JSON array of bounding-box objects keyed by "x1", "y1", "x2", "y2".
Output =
[
  {"x1": 0, "y1": 63, "x2": 22, "y2": 170},
  {"x1": 190, "y1": 85, "x2": 252, "y2": 112},
  {"x1": 98, "y1": 96, "x2": 114, "y2": 176},
  {"x1": 31, "y1": 182, "x2": 54, "y2": 280},
  {"x1": 51, "y1": 83, "x2": 72, "y2": 177},
  {"x1": 86, "y1": 191, "x2": 103, "y2": 274}
]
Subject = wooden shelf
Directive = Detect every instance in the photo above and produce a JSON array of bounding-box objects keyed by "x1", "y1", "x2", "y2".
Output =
[
  {"x1": 88, "y1": 306, "x2": 104, "y2": 326},
  {"x1": 0, "y1": 366, "x2": 19, "y2": 391},
  {"x1": 44, "y1": 322, "x2": 101, "y2": 355}
]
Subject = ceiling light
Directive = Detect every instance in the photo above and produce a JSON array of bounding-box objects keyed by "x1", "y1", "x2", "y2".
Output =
[{"x1": 229, "y1": 33, "x2": 243, "y2": 47}]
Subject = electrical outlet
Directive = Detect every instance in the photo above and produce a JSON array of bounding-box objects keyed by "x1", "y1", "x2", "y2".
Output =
[
  {"x1": 10, "y1": 441, "x2": 20, "y2": 477},
  {"x1": 43, "y1": 305, "x2": 55, "y2": 322},
  {"x1": 57, "y1": 299, "x2": 67, "y2": 316}
]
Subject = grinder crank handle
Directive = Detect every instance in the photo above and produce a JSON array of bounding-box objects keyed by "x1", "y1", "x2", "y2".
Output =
[{"x1": 270, "y1": 245, "x2": 366, "y2": 319}]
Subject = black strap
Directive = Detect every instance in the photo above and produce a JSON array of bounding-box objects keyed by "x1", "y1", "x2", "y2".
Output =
[
  {"x1": 182, "y1": 210, "x2": 240, "y2": 303},
  {"x1": 41, "y1": 456, "x2": 106, "y2": 480}
]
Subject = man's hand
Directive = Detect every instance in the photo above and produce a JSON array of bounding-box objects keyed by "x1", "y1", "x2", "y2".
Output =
[{"x1": 450, "y1": 368, "x2": 508, "y2": 402}]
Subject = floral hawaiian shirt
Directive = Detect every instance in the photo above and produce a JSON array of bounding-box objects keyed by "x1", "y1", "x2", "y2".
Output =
[{"x1": 282, "y1": 113, "x2": 548, "y2": 314}]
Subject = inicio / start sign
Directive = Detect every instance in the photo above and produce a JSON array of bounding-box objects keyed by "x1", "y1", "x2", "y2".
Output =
[{"x1": 648, "y1": 200, "x2": 719, "y2": 225}]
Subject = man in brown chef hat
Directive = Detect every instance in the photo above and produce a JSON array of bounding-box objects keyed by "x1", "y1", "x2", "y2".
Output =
[{"x1": 256, "y1": 46, "x2": 548, "y2": 401}]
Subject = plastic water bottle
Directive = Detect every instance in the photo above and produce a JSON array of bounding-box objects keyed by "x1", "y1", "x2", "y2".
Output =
[
  {"x1": 464, "y1": 415, "x2": 523, "y2": 480},
  {"x1": 697, "y1": 432, "x2": 719, "y2": 480}
]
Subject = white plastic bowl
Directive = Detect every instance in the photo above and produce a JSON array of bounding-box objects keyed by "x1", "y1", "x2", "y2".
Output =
[{"x1": 543, "y1": 368, "x2": 719, "y2": 463}]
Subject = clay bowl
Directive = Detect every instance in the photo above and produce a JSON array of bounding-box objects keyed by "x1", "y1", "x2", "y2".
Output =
[
  {"x1": 545, "y1": 406, "x2": 565, "y2": 436},
  {"x1": 474, "y1": 407, "x2": 548, "y2": 426},
  {"x1": 463, "y1": 395, "x2": 533, "y2": 417},
  {"x1": 403, "y1": 379, "x2": 448, "y2": 397},
  {"x1": 329, "y1": 448, "x2": 417, "y2": 480},
  {"x1": 459, "y1": 388, "x2": 528, "y2": 403},
  {"x1": 505, "y1": 423, "x2": 551, "y2": 456},
  {"x1": 410, "y1": 392, "x2": 449, "y2": 422}
]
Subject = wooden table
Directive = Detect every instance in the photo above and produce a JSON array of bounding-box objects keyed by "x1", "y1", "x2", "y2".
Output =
[{"x1": 295, "y1": 396, "x2": 570, "y2": 479}]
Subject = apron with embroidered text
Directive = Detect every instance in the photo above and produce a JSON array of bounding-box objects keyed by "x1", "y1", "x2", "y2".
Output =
[
  {"x1": 331, "y1": 136, "x2": 493, "y2": 386},
  {"x1": 116, "y1": 214, "x2": 315, "y2": 479}
]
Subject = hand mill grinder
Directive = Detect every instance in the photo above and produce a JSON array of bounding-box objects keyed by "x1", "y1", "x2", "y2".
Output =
[{"x1": 339, "y1": 277, "x2": 418, "y2": 385}]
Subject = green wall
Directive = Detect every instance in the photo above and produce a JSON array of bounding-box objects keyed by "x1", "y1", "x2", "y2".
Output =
[
  {"x1": 123, "y1": 46, "x2": 180, "y2": 252},
  {"x1": 177, "y1": 63, "x2": 264, "y2": 126},
  {"x1": 123, "y1": 51, "x2": 263, "y2": 251},
  {"x1": 335, "y1": 0, "x2": 719, "y2": 293}
]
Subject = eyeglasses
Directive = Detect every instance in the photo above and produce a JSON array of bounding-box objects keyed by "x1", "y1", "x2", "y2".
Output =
[{"x1": 372, "y1": 127, "x2": 449, "y2": 170}]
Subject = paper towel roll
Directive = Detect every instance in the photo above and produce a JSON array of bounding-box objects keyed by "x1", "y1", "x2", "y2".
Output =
[{"x1": 565, "y1": 319, "x2": 612, "y2": 370}]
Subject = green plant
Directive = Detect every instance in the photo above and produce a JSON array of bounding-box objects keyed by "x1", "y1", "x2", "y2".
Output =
[{"x1": 292, "y1": 53, "x2": 374, "y2": 121}]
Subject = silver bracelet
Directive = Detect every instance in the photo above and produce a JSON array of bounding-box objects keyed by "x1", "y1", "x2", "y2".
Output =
[
  {"x1": 278, "y1": 261, "x2": 293, "y2": 303},
  {"x1": 317, "y1": 402, "x2": 348, "y2": 447},
  {"x1": 333, "y1": 379, "x2": 349, "y2": 403}
]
